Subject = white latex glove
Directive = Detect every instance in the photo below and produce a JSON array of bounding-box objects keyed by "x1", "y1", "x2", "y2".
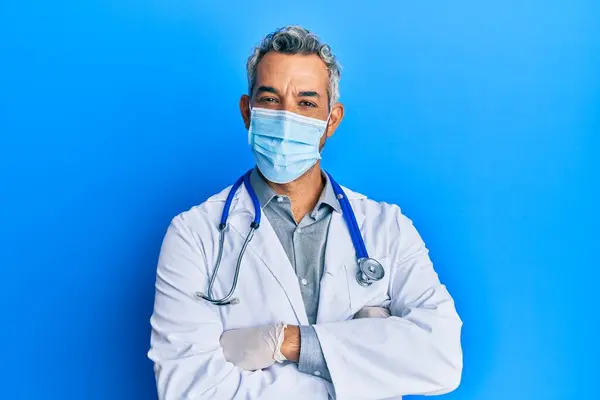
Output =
[
  {"x1": 219, "y1": 322, "x2": 288, "y2": 371},
  {"x1": 353, "y1": 306, "x2": 391, "y2": 319}
]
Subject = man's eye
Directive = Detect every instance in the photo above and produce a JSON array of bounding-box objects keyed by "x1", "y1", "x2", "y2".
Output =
[
  {"x1": 300, "y1": 101, "x2": 317, "y2": 107},
  {"x1": 259, "y1": 97, "x2": 278, "y2": 103}
]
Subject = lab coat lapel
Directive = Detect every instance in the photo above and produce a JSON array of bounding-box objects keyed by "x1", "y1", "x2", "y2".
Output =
[
  {"x1": 317, "y1": 199, "x2": 366, "y2": 323},
  {"x1": 228, "y1": 190, "x2": 309, "y2": 326}
]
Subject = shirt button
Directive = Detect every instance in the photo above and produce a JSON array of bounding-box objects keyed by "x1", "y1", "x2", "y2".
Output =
[
  {"x1": 314, "y1": 370, "x2": 322, "y2": 376},
  {"x1": 296, "y1": 228, "x2": 302, "y2": 233},
  {"x1": 276, "y1": 196, "x2": 284, "y2": 202},
  {"x1": 301, "y1": 278, "x2": 308, "y2": 285}
]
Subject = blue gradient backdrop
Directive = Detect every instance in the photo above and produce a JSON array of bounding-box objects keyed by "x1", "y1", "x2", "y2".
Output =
[{"x1": 1, "y1": 1, "x2": 598, "y2": 399}]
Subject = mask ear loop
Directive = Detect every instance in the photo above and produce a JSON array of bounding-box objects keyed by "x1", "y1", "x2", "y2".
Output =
[
  {"x1": 319, "y1": 108, "x2": 333, "y2": 157},
  {"x1": 323, "y1": 96, "x2": 336, "y2": 137},
  {"x1": 247, "y1": 102, "x2": 254, "y2": 145}
]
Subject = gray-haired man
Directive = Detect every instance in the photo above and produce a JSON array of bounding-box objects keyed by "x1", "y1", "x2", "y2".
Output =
[{"x1": 149, "y1": 25, "x2": 462, "y2": 399}]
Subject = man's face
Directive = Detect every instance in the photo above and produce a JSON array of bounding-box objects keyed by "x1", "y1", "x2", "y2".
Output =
[{"x1": 240, "y1": 52, "x2": 344, "y2": 148}]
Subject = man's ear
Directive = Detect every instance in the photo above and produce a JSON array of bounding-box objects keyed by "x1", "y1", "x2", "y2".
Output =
[
  {"x1": 240, "y1": 95, "x2": 251, "y2": 129},
  {"x1": 326, "y1": 102, "x2": 344, "y2": 138}
]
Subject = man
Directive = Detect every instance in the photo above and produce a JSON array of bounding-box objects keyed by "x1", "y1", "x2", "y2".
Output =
[{"x1": 148, "y1": 26, "x2": 462, "y2": 399}]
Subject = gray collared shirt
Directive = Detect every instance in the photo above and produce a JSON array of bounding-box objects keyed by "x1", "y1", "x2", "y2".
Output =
[{"x1": 249, "y1": 168, "x2": 336, "y2": 382}]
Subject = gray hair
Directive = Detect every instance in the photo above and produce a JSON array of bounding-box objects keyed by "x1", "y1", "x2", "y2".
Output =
[{"x1": 246, "y1": 25, "x2": 341, "y2": 108}]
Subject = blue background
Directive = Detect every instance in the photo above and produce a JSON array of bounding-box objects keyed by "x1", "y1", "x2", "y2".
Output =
[{"x1": 1, "y1": 1, "x2": 598, "y2": 399}]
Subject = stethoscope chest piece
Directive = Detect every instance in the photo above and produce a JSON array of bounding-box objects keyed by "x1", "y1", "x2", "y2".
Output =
[{"x1": 356, "y1": 257, "x2": 385, "y2": 287}]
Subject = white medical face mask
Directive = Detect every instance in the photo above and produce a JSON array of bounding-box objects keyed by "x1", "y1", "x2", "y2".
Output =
[{"x1": 248, "y1": 107, "x2": 330, "y2": 184}]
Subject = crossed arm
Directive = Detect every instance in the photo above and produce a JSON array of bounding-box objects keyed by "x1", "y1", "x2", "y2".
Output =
[
  {"x1": 284, "y1": 305, "x2": 392, "y2": 363},
  {"x1": 219, "y1": 306, "x2": 393, "y2": 380}
]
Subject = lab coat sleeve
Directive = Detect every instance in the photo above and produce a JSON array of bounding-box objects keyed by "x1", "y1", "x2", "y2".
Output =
[
  {"x1": 312, "y1": 212, "x2": 463, "y2": 399},
  {"x1": 148, "y1": 215, "x2": 299, "y2": 399}
]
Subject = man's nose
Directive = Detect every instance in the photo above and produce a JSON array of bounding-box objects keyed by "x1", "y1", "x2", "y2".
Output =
[{"x1": 279, "y1": 97, "x2": 296, "y2": 112}]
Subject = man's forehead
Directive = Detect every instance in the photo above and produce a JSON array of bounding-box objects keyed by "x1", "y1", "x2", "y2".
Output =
[{"x1": 255, "y1": 52, "x2": 329, "y2": 87}]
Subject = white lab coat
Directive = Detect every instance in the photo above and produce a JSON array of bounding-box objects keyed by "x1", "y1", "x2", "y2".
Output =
[{"x1": 148, "y1": 181, "x2": 463, "y2": 400}]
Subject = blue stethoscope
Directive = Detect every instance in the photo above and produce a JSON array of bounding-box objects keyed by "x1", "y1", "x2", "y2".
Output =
[{"x1": 196, "y1": 170, "x2": 385, "y2": 306}]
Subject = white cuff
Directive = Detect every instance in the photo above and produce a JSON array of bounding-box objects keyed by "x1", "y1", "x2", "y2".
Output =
[{"x1": 273, "y1": 322, "x2": 288, "y2": 363}]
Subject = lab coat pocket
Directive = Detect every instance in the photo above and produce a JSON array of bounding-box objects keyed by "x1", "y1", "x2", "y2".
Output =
[{"x1": 344, "y1": 255, "x2": 391, "y2": 316}]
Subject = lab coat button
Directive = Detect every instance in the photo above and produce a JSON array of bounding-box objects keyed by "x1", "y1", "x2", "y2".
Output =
[
  {"x1": 314, "y1": 370, "x2": 322, "y2": 376},
  {"x1": 301, "y1": 278, "x2": 308, "y2": 285}
]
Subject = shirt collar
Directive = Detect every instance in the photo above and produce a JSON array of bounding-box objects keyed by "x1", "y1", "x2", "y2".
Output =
[
  {"x1": 316, "y1": 171, "x2": 341, "y2": 214},
  {"x1": 249, "y1": 168, "x2": 278, "y2": 209},
  {"x1": 249, "y1": 168, "x2": 341, "y2": 214}
]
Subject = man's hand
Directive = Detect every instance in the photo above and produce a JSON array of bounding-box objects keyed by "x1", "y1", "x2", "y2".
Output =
[
  {"x1": 220, "y1": 323, "x2": 288, "y2": 371},
  {"x1": 354, "y1": 306, "x2": 391, "y2": 319}
]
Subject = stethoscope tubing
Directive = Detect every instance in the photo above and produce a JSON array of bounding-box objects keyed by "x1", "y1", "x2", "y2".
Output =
[
  {"x1": 198, "y1": 169, "x2": 382, "y2": 306},
  {"x1": 325, "y1": 172, "x2": 369, "y2": 260}
]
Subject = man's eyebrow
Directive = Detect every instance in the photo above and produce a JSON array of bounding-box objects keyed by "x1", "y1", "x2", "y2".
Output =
[
  {"x1": 256, "y1": 86, "x2": 279, "y2": 95},
  {"x1": 298, "y1": 90, "x2": 321, "y2": 97}
]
